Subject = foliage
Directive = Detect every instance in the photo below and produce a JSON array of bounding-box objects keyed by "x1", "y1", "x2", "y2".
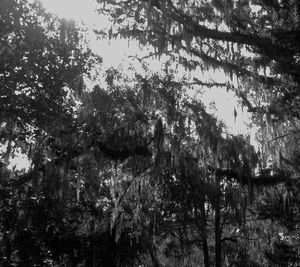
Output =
[
  {"x1": 0, "y1": 0, "x2": 101, "y2": 166},
  {"x1": 1, "y1": 0, "x2": 300, "y2": 266},
  {"x1": 95, "y1": 1, "x2": 300, "y2": 265},
  {"x1": 97, "y1": 0, "x2": 300, "y2": 107}
]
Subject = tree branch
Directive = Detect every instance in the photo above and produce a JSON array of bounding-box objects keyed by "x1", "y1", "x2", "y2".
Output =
[
  {"x1": 190, "y1": 78, "x2": 227, "y2": 88},
  {"x1": 268, "y1": 131, "x2": 300, "y2": 142},
  {"x1": 184, "y1": 46, "x2": 278, "y2": 86},
  {"x1": 162, "y1": 0, "x2": 285, "y2": 59}
]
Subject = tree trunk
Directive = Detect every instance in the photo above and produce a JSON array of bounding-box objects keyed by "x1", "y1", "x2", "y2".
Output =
[
  {"x1": 200, "y1": 200, "x2": 210, "y2": 267},
  {"x1": 2, "y1": 232, "x2": 11, "y2": 267},
  {"x1": 215, "y1": 174, "x2": 222, "y2": 267},
  {"x1": 148, "y1": 244, "x2": 160, "y2": 267}
]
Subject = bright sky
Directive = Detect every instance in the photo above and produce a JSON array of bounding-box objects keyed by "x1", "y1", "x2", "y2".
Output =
[{"x1": 41, "y1": 0, "x2": 99, "y2": 25}]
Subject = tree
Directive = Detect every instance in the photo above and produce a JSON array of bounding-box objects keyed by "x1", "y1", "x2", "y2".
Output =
[
  {"x1": 83, "y1": 66, "x2": 283, "y2": 267},
  {"x1": 1, "y1": 0, "x2": 299, "y2": 266},
  {"x1": 0, "y1": 0, "x2": 100, "y2": 162},
  {"x1": 95, "y1": 0, "x2": 300, "y2": 265},
  {"x1": 0, "y1": 0, "x2": 102, "y2": 265},
  {"x1": 97, "y1": 0, "x2": 300, "y2": 120}
]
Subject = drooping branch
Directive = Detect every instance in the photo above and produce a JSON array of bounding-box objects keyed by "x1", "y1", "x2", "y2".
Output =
[
  {"x1": 213, "y1": 167, "x2": 289, "y2": 186},
  {"x1": 185, "y1": 46, "x2": 279, "y2": 86},
  {"x1": 96, "y1": 140, "x2": 152, "y2": 161},
  {"x1": 102, "y1": 0, "x2": 284, "y2": 58},
  {"x1": 109, "y1": 19, "x2": 279, "y2": 88},
  {"x1": 190, "y1": 78, "x2": 227, "y2": 88},
  {"x1": 148, "y1": 0, "x2": 285, "y2": 59}
]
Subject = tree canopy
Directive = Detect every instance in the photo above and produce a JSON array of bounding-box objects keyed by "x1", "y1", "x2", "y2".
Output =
[
  {"x1": 0, "y1": 0, "x2": 299, "y2": 266},
  {"x1": 98, "y1": 0, "x2": 300, "y2": 119}
]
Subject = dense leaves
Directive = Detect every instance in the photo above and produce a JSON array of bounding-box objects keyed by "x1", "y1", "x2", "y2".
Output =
[
  {"x1": 97, "y1": 0, "x2": 300, "y2": 126},
  {"x1": 95, "y1": 1, "x2": 300, "y2": 265},
  {"x1": 1, "y1": 0, "x2": 300, "y2": 266}
]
